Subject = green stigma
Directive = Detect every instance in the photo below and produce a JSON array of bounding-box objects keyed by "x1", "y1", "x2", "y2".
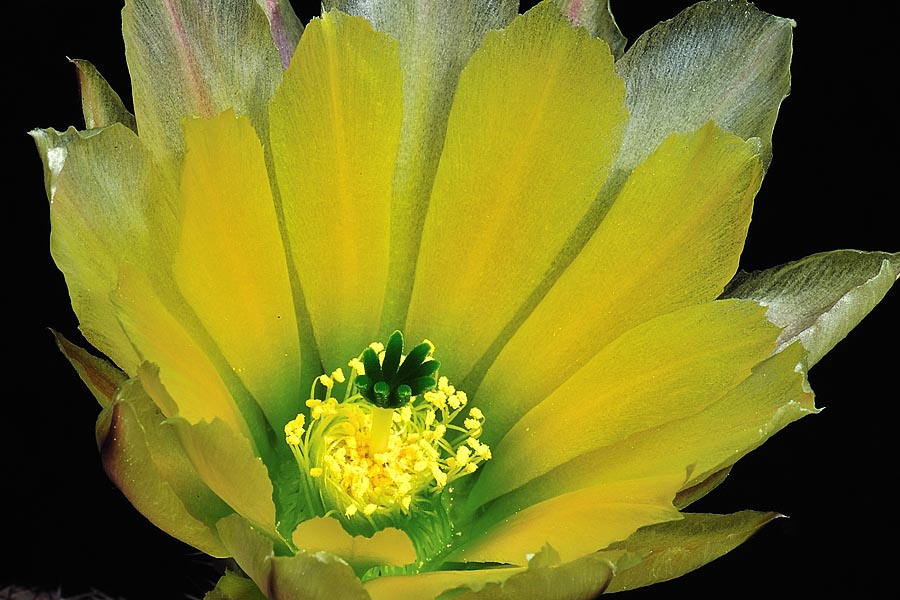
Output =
[{"x1": 355, "y1": 331, "x2": 440, "y2": 408}]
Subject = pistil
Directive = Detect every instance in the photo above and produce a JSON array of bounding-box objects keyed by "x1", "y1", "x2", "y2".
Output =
[{"x1": 369, "y1": 405, "x2": 394, "y2": 454}]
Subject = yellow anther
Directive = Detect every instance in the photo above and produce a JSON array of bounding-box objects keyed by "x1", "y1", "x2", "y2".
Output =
[
  {"x1": 309, "y1": 467, "x2": 323, "y2": 478},
  {"x1": 469, "y1": 407, "x2": 484, "y2": 420},
  {"x1": 348, "y1": 357, "x2": 365, "y2": 375},
  {"x1": 438, "y1": 376, "x2": 455, "y2": 396},
  {"x1": 425, "y1": 409, "x2": 436, "y2": 427},
  {"x1": 345, "y1": 504, "x2": 358, "y2": 517},
  {"x1": 369, "y1": 341, "x2": 385, "y2": 354},
  {"x1": 465, "y1": 463, "x2": 478, "y2": 473},
  {"x1": 322, "y1": 397, "x2": 339, "y2": 416},
  {"x1": 448, "y1": 394, "x2": 461, "y2": 410},
  {"x1": 363, "y1": 503, "x2": 378, "y2": 516},
  {"x1": 331, "y1": 368, "x2": 346, "y2": 383},
  {"x1": 284, "y1": 414, "x2": 306, "y2": 446},
  {"x1": 400, "y1": 405, "x2": 412, "y2": 422},
  {"x1": 432, "y1": 466, "x2": 448, "y2": 488},
  {"x1": 306, "y1": 398, "x2": 325, "y2": 419},
  {"x1": 318, "y1": 374, "x2": 333, "y2": 388},
  {"x1": 424, "y1": 390, "x2": 444, "y2": 409}
]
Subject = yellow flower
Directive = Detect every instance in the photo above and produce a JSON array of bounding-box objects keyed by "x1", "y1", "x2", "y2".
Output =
[{"x1": 30, "y1": 0, "x2": 897, "y2": 598}]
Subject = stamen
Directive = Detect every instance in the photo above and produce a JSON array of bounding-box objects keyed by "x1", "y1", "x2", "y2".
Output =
[{"x1": 283, "y1": 332, "x2": 492, "y2": 549}]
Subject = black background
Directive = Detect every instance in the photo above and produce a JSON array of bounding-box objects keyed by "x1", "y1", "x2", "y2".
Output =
[{"x1": 5, "y1": 1, "x2": 897, "y2": 598}]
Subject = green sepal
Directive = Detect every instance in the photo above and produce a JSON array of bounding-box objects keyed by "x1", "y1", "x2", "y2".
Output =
[
  {"x1": 205, "y1": 570, "x2": 268, "y2": 600},
  {"x1": 217, "y1": 514, "x2": 370, "y2": 600},
  {"x1": 253, "y1": 0, "x2": 304, "y2": 69},
  {"x1": 597, "y1": 511, "x2": 781, "y2": 592},
  {"x1": 52, "y1": 330, "x2": 126, "y2": 408},
  {"x1": 122, "y1": 0, "x2": 284, "y2": 160},
  {"x1": 97, "y1": 377, "x2": 231, "y2": 557},
  {"x1": 29, "y1": 126, "x2": 101, "y2": 201},
  {"x1": 70, "y1": 58, "x2": 137, "y2": 131},
  {"x1": 551, "y1": 0, "x2": 626, "y2": 58},
  {"x1": 169, "y1": 415, "x2": 279, "y2": 540},
  {"x1": 673, "y1": 466, "x2": 732, "y2": 509},
  {"x1": 439, "y1": 545, "x2": 614, "y2": 600},
  {"x1": 40, "y1": 124, "x2": 173, "y2": 375},
  {"x1": 614, "y1": 0, "x2": 793, "y2": 172},
  {"x1": 723, "y1": 250, "x2": 899, "y2": 367}
]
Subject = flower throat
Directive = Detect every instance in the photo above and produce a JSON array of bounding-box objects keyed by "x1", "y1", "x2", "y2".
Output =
[{"x1": 284, "y1": 331, "x2": 491, "y2": 561}]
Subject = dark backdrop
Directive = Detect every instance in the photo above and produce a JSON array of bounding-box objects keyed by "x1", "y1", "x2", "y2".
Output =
[{"x1": 6, "y1": 1, "x2": 897, "y2": 598}]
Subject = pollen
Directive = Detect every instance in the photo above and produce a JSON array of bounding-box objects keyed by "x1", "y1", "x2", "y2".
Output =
[
  {"x1": 284, "y1": 414, "x2": 305, "y2": 446},
  {"x1": 283, "y1": 331, "x2": 491, "y2": 534}
]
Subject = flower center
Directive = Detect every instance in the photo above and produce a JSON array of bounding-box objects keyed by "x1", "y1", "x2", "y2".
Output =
[{"x1": 284, "y1": 331, "x2": 491, "y2": 550}]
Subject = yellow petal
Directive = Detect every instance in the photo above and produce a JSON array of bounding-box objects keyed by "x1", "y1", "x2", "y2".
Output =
[
  {"x1": 483, "y1": 343, "x2": 814, "y2": 524},
  {"x1": 404, "y1": 2, "x2": 627, "y2": 377},
  {"x1": 453, "y1": 475, "x2": 683, "y2": 565},
  {"x1": 472, "y1": 299, "x2": 777, "y2": 506},
  {"x1": 112, "y1": 268, "x2": 246, "y2": 435},
  {"x1": 598, "y1": 511, "x2": 781, "y2": 592},
  {"x1": 452, "y1": 549, "x2": 615, "y2": 599},
  {"x1": 365, "y1": 552, "x2": 614, "y2": 600},
  {"x1": 45, "y1": 123, "x2": 276, "y2": 446},
  {"x1": 98, "y1": 379, "x2": 229, "y2": 557},
  {"x1": 364, "y1": 566, "x2": 527, "y2": 600},
  {"x1": 269, "y1": 11, "x2": 403, "y2": 370},
  {"x1": 175, "y1": 111, "x2": 301, "y2": 431},
  {"x1": 292, "y1": 516, "x2": 415, "y2": 570},
  {"x1": 42, "y1": 124, "x2": 176, "y2": 374},
  {"x1": 352, "y1": 0, "x2": 517, "y2": 331},
  {"x1": 217, "y1": 514, "x2": 370, "y2": 599},
  {"x1": 476, "y1": 122, "x2": 761, "y2": 442},
  {"x1": 169, "y1": 413, "x2": 278, "y2": 538}
]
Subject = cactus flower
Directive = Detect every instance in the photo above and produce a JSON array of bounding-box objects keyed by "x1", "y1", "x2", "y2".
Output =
[{"x1": 31, "y1": 0, "x2": 898, "y2": 598}]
